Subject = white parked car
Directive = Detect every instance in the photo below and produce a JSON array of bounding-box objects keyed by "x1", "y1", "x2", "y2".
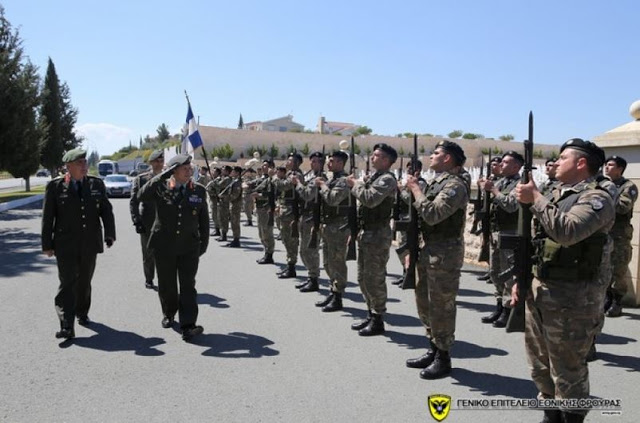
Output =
[{"x1": 104, "y1": 174, "x2": 132, "y2": 198}]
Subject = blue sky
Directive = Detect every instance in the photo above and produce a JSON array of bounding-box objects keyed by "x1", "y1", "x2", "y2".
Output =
[{"x1": 3, "y1": 0, "x2": 639, "y2": 156}]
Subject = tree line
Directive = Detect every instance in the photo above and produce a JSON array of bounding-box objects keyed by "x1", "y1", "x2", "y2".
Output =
[{"x1": 0, "y1": 6, "x2": 80, "y2": 190}]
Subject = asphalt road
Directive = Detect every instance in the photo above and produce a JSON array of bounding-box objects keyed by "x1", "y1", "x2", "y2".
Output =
[{"x1": 0, "y1": 199, "x2": 638, "y2": 423}]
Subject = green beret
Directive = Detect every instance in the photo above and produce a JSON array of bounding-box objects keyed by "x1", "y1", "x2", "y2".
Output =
[
  {"x1": 62, "y1": 148, "x2": 87, "y2": 163},
  {"x1": 167, "y1": 154, "x2": 191, "y2": 167},
  {"x1": 149, "y1": 149, "x2": 164, "y2": 161}
]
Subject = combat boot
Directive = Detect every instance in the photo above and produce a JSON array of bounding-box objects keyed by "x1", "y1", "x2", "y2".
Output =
[
  {"x1": 277, "y1": 264, "x2": 296, "y2": 279},
  {"x1": 540, "y1": 409, "x2": 562, "y2": 423},
  {"x1": 243, "y1": 221, "x2": 253, "y2": 227},
  {"x1": 419, "y1": 349, "x2": 451, "y2": 379},
  {"x1": 406, "y1": 344, "x2": 438, "y2": 369},
  {"x1": 358, "y1": 313, "x2": 385, "y2": 336},
  {"x1": 492, "y1": 307, "x2": 511, "y2": 328},
  {"x1": 605, "y1": 294, "x2": 623, "y2": 317},
  {"x1": 295, "y1": 279, "x2": 309, "y2": 289},
  {"x1": 212, "y1": 228, "x2": 221, "y2": 237},
  {"x1": 481, "y1": 300, "x2": 503, "y2": 324},
  {"x1": 322, "y1": 293, "x2": 343, "y2": 312},
  {"x1": 299, "y1": 277, "x2": 319, "y2": 292},
  {"x1": 316, "y1": 293, "x2": 334, "y2": 308},
  {"x1": 256, "y1": 253, "x2": 274, "y2": 264},
  {"x1": 391, "y1": 269, "x2": 406, "y2": 286},
  {"x1": 216, "y1": 233, "x2": 228, "y2": 242},
  {"x1": 225, "y1": 238, "x2": 240, "y2": 248},
  {"x1": 351, "y1": 311, "x2": 372, "y2": 330},
  {"x1": 561, "y1": 412, "x2": 585, "y2": 423}
]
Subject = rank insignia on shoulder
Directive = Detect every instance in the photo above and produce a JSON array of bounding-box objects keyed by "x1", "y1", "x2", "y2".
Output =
[{"x1": 590, "y1": 199, "x2": 604, "y2": 211}]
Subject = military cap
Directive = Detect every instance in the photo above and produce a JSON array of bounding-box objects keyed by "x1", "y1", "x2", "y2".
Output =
[
  {"x1": 605, "y1": 155, "x2": 627, "y2": 170},
  {"x1": 502, "y1": 150, "x2": 524, "y2": 165},
  {"x1": 561, "y1": 138, "x2": 605, "y2": 167},
  {"x1": 262, "y1": 159, "x2": 275, "y2": 167},
  {"x1": 288, "y1": 151, "x2": 303, "y2": 163},
  {"x1": 62, "y1": 148, "x2": 87, "y2": 163},
  {"x1": 309, "y1": 151, "x2": 324, "y2": 160},
  {"x1": 490, "y1": 156, "x2": 502, "y2": 164},
  {"x1": 435, "y1": 140, "x2": 466, "y2": 166},
  {"x1": 233, "y1": 166, "x2": 243, "y2": 173},
  {"x1": 167, "y1": 154, "x2": 191, "y2": 168},
  {"x1": 149, "y1": 149, "x2": 164, "y2": 162},
  {"x1": 373, "y1": 143, "x2": 398, "y2": 163},
  {"x1": 330, "y1": 150, "x2": 348, "y2": 162},
  {"x1": 223, "y1": 165, "x2": 233, "y2": 172},
  {"x1": 545, "y1": 158, "x2": 556, "y2": 166}
]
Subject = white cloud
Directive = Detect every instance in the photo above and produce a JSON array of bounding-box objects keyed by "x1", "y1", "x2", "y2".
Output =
[{"x1": 76, "y1": 123, "x2": 136, "y2": 156}]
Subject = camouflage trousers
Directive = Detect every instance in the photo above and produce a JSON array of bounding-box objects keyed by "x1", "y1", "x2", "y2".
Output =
[
  {"x1": 209, "y1": 197, "x2": 219, "y2": 229},
  {"x1": 322, "y1": 221, "x2": 349, "y2": 293},
  {"x1": 279, "y1": 214, "x2": 299, "y2": 265},
  {"x1": 230, "y1": 201, "x2": 242, "y2": 239},
  {"x1": 525, "y1": 277, "x2": 605, "y2": 416},
  {"x1": 218, "y1": 200, "x2": 230, "y2": 234},
  {"x1": 357, "y1": 225, "x2": 392, "y2": 315},
  {"x1": 243, "y1": 193, "x2": 254, "y2": 223},
  {"x1": 256, "y1": 207, "x2": 274, "y2": 254},
  {"x1": 609, "y1": 236, "x2": 631, "y2": 296},
  {"x1": 299, "y1": 217, "x2": 320, "y2": 278},
  {"x1": 415, "y1": 239, "x2": 464, "y2": 352},
  {"x1": 490, "y1": 230, "x2": 515, "y2": 308}
]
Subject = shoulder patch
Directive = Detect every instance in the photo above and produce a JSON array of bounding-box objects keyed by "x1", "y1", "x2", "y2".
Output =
[
  {"x1": 590, "y1": 199, "x2": 604, "y2": 211},
  {"x1": 445, "y1": 188, "x2": 457, "y2": 197}
]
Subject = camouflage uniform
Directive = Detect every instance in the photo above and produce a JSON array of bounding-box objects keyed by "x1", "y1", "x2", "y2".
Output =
[
  {"x1": 352, "y1": 171, "x2": 397, "y2": 314},
  {"x1": 206, "y1": 177, "x2": 220, "y2": 232},
  {"x1": 414, "y1": 172, "x2": 469, "y2": 351},
  {"x1": 253, "y1": 174, "x2": 276, "y2": 255},
  {"x1": 216, "y1": 175, "x2": 232, "y2": 236},
  {"x1": 296, "y1": 172, "x2": 326, "y2": 279},
  {"x1": 226, "y1": 177, "x2": 243, "y2": 240},
  {"x1": 242, "y1": 175, "x2": 257, "y2": 224},
  {"x1": 320, "y1": 170, "x2": 351, "y2": 293},
  {"x1": 273, "y1": 169, "x2": 303, "y2": 266},
  {"x1": 539, "y1": 178, "x2": 560, "y2": 197},
  {"x1": 527, "y1": 178, "x2": 614, "y2": 417},
  {"x1": 608, "y1": 177, "x2": 637, "y2": 299}
]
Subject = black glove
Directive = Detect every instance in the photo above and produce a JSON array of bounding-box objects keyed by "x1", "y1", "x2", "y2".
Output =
[
  {"x1": 135, "y1": 223, "x2": 146, "y2": 234},
  {"x1": 105, "y1": 238, "x2": 114, "y2": 247}
]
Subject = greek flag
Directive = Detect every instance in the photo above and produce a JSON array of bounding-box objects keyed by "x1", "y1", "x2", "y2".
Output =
[{"x1": 182, "y1": 104, "x2": 203, "y2": 156}]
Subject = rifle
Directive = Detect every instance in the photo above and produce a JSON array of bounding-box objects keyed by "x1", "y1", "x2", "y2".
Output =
[
  {"x1": 291, "y1": 170, "x2": 301, "y2": 239},
  {"x1": 469, "y1": 156, "x2": 485, "y2": 235},
  {"x1": 505, "y1": 112, "x2": 535, "y2": 333},
  {"x1": 365, "y1": 154, "x2": 370, "y2": 176},
  {"x1": 346, "y1": 136, "x2": 357, "y2": 261},
  {"x1": 477, "y1": 151, "x2": 493, "y2": 263},
  {"x1": 267, "y1": 175, "x2": 276, "y2": 227},
  {"x1": 399, "y1": 134, "x2": 419, "y2": 290},
  {"x1": 393, "y1": 156, "x2": 405, "y2": 240},
  {"x1": 308, "y1": 146, "x2": 325, "y2": 249}
]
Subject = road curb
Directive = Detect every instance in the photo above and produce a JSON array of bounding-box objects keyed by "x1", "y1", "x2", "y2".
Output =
[{"x1": 0, "y1": 194, "x2": 44, "y2": 212}]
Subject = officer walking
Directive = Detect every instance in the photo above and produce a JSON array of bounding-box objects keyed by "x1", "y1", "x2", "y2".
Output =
[
  {"x1": 129, "y1": 149, "x2": 164, "y2": 289},
  {"x1": 137, "y1": 154, "x2": 209, "y2": 341},
  {"x1": 347, "y1": 143, "x2": 398, "y2": 336},
  {"x1": 514, "y1": 138, "x2": 614, "y2": 423},
  {"x1": 404, "y1": 141, "x2": 468, "y2": 380},
  {"x1": 41, "y1": 148, "x2": 116, "y2": 339}
]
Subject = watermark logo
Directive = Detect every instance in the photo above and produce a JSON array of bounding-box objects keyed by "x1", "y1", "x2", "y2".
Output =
[{"x1": 428, "y1": 394, "x2": 452, "y2": 421}]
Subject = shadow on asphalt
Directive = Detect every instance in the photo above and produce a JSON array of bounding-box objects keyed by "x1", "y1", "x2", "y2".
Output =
[
  {"x1": 0, "y1": 201, "x2": 43, "y2": 221},
  {"x1": 385, "y1": 330, "x2": 429, "y2": 350},
  {"x1": 198, "y1": 293, "x2": 230, "y2": 309},
  {"x1": 456, "y1": 300, "x2": 495, "y2": 314},
  {"x1": 68, "y1": 322, "x2": 166, "y2": 356},
  {"x1": 451, "y1": 368, "x2": 537, "y2": 398},
  {"x1": 597, "y1": 332, "x2": 637, "y2": 345},
  {"x1": 452, "y1": 340, "x2": 508, "y2": 359},
  {"x1": 458, "y1": 288, "x2": 492, "y2": 298},
  {"x1": 190, "y1": 331, "x2": 279, "y2": 358},
  {"x1": 0, "y1": 228, "x2": 51, "y2": 277},
  {"x1": 598, "y1": 351, "x2": 640, "y2": 372}
]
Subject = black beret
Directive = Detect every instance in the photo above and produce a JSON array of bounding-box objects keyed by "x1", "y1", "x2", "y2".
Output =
[
  {"x1": 233, "y1": 166, "x2": 243, "y2": 173},
  {"x1": 276, "y1": 166, "x2": 286, "y2": 171},
  {"x1": 288, "y1": 152, "x2": 303, "y2": 162},
  {"x1": 373, "y1": 143, "x2": 398, "y2": 163},
  {"x1": 262, "y1": 159, "x2": 275, "y2": 167},
  {"x1": 167, "y1": 154, "x2": 191, "y2": 167},
  {"x1": 330, "y1": 150, "x2": 348, "y2": 162},
  {"x1": 149, "y1": 149, "x2": 164, "y2": 161},
  {"x1": 490, "y1": 156, "x2": 502, "y2": 164},
  {"x1": 223, "y1": 165, "x2": 232, "y2": 172},
  {"x1": 309, "y1": 151, "x2": 324, "y2": 160},
  {"x1": 62, "y1": 148, "x2": 87, "y2": 163},
  {"x1": 435, "y1": 140, "x2": 466, "y2": 166},
  {"x1": 605, "y1": 155, "x2": 627, "y2": 169},
  {"x1": 561, "y1": 138, "x2": 605, "y2": 167},
  {"x1": 545, "y1": 158, "x2": 556, "y2": 166},
  {"x1": 502, "y1": 150, "x2": 524, "y2": 165}
]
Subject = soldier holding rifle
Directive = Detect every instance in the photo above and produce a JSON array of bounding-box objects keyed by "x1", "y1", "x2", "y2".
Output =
[
  {"x1": 404, "y1": 141, "x2": 468, "y2": 380},
  {"x1": 513, "y1": 138, "x2": 614, "y2": 423},
  {"x1": 253, "y1": 159, "x2": 276, "y2": 264}
]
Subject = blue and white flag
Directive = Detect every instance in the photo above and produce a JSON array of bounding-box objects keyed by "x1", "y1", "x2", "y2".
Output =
[{"x1": 181, "y1": 103, "x2": 203, "y2": 156}]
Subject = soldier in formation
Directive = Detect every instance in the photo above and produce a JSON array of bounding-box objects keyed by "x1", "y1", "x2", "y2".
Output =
[
  {"x1": 206, "y1": 167, "x2": 222, "y2": 236},
  {"x1": 215, "y1": 166, "x2": 233, "y2": 243},
  {"x1": 224, "y1": 166, "x2": 243, "y2": 248},
  {"x1": 252, "y1": 159, "x2": 276, "y2": 264},
  {"x1": 242, "y1": 168, "x2": 257, "y2": 227}
]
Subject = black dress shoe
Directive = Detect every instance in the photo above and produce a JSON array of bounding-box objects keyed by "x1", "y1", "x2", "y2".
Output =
[
  {"x1": 351, "y1": 314, "x2": 372, "y2": 331},
  {"x1": 182, "y1": 325, "x2": 204, "y2": 341},
  {"x1": 256, "y1": 253, "x2": 274, "y2": 264},
  {"x1": 322, "y1": 293, "x2": 343, "y2": 312},
  {"x1": 316, "y1": 293, "x2": 334, "y2": 307},
  {"x1": 55, "y1": 328, "x2": 75, "y2": 339},
  {"x1": 161, "y1": 316, "x2": 174, "y2": 329},
  {"x1": 358, "y1": 314, "x2": 385, "y2": 336},
  {"x1": 78, "y1": 316, "x2": 91, "y2": 326},
  {"x1": 299, "y1": 278, "x2": 319, "y2": 292},
  {"x1": 145, "y1": 280, "x2": 154, "y2": 289}
]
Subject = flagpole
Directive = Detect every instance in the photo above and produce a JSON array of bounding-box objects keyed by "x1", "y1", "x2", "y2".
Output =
[{"x1": 184, "y1": 90, "x2": 213, "y2": 179}]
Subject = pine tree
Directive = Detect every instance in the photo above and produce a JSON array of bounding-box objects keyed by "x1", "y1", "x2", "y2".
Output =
[
  {"x1": 238, "y1": 113, "x2": 244, "y2": 129},
  {"x1": 39, "y1": 58, "x2": 64, "y2": 174}
]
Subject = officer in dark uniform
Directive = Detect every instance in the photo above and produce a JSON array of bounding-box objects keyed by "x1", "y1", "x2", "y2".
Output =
[
  {"x1": 129, "y1": 149, "x2": 164, "y2": 289},
  {"x1": 137, "y1": 154, "x2": 209, "y2": 341},
  {"x1": 41, "y1": 148, "x2": 116, "y2": 339}
]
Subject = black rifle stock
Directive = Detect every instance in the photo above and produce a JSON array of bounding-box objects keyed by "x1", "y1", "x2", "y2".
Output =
[
  {"x1": 505, "y1": 112, "x2": 534, "y2": 333},
  {"x1": 478, "y1": 151, "x2": 493, "y2": 263},
  {"x1": 393, "y1": 157, "x2": 406, "y2": 239},
  {"x1": 308, "y1": 146, "x2": 325, "y2": 249},
  {"x1": 267, "y1": 177, "x2": 276, "y2": 227},
  {"x1": 346, "y1": 136, "x2": 357, "y2": 261},
  {"x1": 400, "y1": 134, "x2": 419, "y2": 290}
]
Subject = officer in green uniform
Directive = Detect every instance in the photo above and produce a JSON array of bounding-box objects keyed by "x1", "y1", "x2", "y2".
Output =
[
  {"x1": 129, "y1": 149, "x2": 164, "y2": 289},
  {"x1": 252, "y1": 159, "x2": 276, "y2": 264},
  {"x1": 404, "y1": 141, "x2": 469, "y2": 380},
  {"x1": 137, "y1": 154, "x2": 209, "y2": 341},
  {"x1": 603, "y1": 155, "x2": 638, "y2": 317},
  {"x1": 41, "y1": 148, "x2": 116, "y2": 339},
  {"x1": 514, "y1": 138, "x2": 615, "y2": 423},
  {"x1": 347, "y1": 143, "x2": 398, "y2": 336}
]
